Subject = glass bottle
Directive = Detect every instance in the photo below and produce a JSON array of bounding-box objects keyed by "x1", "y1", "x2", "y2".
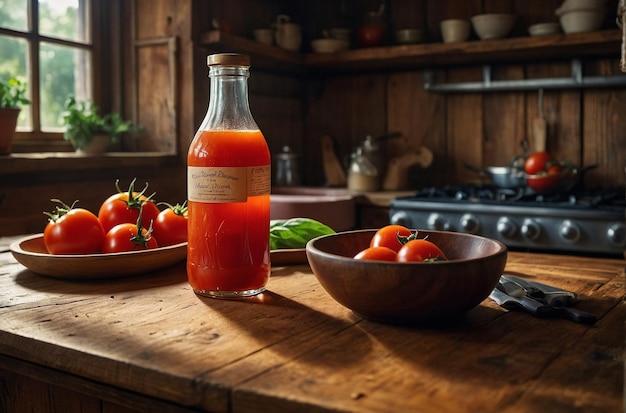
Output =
[{"x1": 187, "y1": 53, "x2": 271, "y2": 298}]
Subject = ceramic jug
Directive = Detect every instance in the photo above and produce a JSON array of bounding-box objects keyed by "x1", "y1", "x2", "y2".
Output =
[{"x1": 275, "y1": 15, "x2": 302, "y2": 51}]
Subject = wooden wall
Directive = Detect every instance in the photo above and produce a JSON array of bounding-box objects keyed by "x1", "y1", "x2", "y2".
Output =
[
  {"x1": 1, "y1": 0, "x2": 624, "y2": 237},
  {"x1": 198, "y1": 0, "x2": 625, "y2": 189},
  {"x1": 300, "y1": 59, "x2": 626, "y2": 189}
]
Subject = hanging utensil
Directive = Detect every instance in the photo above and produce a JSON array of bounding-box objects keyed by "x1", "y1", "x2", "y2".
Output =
[
  {"x1": 532, "y1": 89, "x2": 547, "y2": 152},
  {"x1": 321, "y1": 135, "x2": 347, "y2": 187}
]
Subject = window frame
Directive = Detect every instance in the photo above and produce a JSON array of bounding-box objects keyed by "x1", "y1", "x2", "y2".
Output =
[{"x1": 1, "y1": 0, "x2": 111, "y2": 152}]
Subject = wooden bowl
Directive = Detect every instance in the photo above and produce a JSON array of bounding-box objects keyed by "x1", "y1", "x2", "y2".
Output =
[{"x1": 306, "y1": 229, "x2": 507, "y2": 324}]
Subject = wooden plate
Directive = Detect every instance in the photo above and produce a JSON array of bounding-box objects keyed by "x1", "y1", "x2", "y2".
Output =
[
  {"x1": 10, "y1": 234, "x2": 187, "y2": 279},
  {"x1": 270, "y1": 248, "x2": 307, "y2": 266}
]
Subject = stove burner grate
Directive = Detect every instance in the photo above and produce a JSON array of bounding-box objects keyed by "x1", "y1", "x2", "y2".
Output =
[{"x1": 412, "y1": 185, "x2": 625, "y2": 211}]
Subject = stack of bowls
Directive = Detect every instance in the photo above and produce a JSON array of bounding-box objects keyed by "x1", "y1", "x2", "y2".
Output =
[{"x1": 555, "y1": 0, "x2": 606, "y2": 33}]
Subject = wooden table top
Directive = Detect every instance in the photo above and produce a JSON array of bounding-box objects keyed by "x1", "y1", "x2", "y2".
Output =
[{"x1": 0, "y1": 243, "x2": 623, "y2": 413}]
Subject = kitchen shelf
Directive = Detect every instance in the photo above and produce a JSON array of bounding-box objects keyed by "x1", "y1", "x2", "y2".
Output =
[
  {"x1": 200, "y1": 30, "x2": 304, "y2": 74},
  {"x1": 200, "y1": 29, "x2": 622, "y2": 74}
]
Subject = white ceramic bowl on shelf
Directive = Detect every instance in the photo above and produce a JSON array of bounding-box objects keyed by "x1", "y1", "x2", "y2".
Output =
[
  {"x1": 528, "y1": 22, "x2": 561, "y2": 36},
  {"x1": 310, "y1": 38, "x2": 349, "y2": 53},
  {"x1": 556, "y1": 9, "x2": 605, "y2": 33},
  {"x1": 555, "y1": 0, "x2": 606, "y2": 33},
  {"x1": 471, "y1": 13, "x2": 516, "y2": 40}
]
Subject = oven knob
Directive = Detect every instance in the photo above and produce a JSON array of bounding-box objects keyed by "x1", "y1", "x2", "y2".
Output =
[
  {"x1": 427, "y1": 213, "x2": 449, "y2": 231},
  {"x1": 521, "y1": 219, "x2": 541, "y2": 241},
  {"x1": 559, "y1": 220, "x2": 580, "y2": 243},
  {"x1": 497, "y1": 217, "x2": 517, "y2": 238},
  {"x1": 459, "y1": 214, "x2": 479, "y2": 233},
  {"x1": 390, "y1": 211, "x2": 410, "y2": 227},
  {"x1": 607, "y1": 222, "x2": 626, "y2": 246}
]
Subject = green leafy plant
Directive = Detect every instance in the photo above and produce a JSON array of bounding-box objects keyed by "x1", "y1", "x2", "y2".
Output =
[
  {"x1": 61, "y1": 96, "x2": 139, "y2": 150},
  {"x1": 0, "y1": 78, "x2": 30, "y2": 109}
]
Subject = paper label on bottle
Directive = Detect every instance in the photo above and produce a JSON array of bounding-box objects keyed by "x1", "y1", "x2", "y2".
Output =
[
  {"x1": 247, "y1": 165, "x2": 271, "y2": 196},
  {"x1": 188, "y1": 165, "x2": 270, "y2": 203}
]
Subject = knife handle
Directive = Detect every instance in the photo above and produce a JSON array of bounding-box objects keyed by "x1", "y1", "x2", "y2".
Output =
[
  {"x1": 552, "y1": 307, "x2": 597, "y2": 325},
  {"x1": 515, "y1": 296, "x2": 552, "y2": 316}
]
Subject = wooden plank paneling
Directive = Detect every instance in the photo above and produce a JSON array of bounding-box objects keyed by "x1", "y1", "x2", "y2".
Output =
[
  {"x1": 303, "y1": 73, "x2": 387, "y2": 186},
  {"x1": 583, "y1": 59, "x2": 626, "y2": 187},
  {"x1": 482, "y1": 65, "x2": 526, "y2": 167},
  {"x1": 387, "y1": 71, "x2": 446, "y2": 188},
  {"x1": 525, "y1": 62, "x2": 582, "y2": 161},
  {"x1": 446, "y1": 66, "x2": 485, "y2": 185}
]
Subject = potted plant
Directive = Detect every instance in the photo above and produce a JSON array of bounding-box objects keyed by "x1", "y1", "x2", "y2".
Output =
[
  {"x1": 0, "y1": 77, "x2": 30, "y2": 155},
  {"x1": 62, "y1": 96, "x2": 139, "y2": 155}
]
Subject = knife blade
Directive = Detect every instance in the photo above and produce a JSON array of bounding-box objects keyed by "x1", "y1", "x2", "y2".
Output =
[
  {"x1": 490, "y1": 279, "x2": 596, "y2": 324},
  {"x1": 500, "y1": 274, "x2": 577, "y2": 307},
  {"x1": 490, "y1": 283, "x2": 552, "y2": 317}
]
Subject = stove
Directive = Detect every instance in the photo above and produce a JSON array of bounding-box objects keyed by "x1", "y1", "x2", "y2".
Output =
[{"x1": 390, "y1": 185, "x2": 626, "y2": 257}]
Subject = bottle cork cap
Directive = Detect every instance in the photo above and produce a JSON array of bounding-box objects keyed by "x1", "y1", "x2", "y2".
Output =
[{"x1": 207, "y1": 53, "x2": 250, "y2": 67}]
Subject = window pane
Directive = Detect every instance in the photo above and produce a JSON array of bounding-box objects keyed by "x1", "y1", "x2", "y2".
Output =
[
  {"x1": 0, "y1": 0, "x2": 28, "y2": 32},
  {"x1": 39, "y1": 0, "x2": 89, "y2": 43},
  {"x1": 0, "y1": 36, "x2": 31, "y2": 129},
  {"x1": 40, "y1": 42, "x2": 91, "y2": 130}
]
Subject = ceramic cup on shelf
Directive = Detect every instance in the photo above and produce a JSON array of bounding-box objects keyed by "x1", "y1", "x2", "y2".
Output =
[
  {"x1": 275, "y1": 14, "x2": 302, "y2": 51},
  {"x1": 440, "y1": 19, "x2": 471, "y2": 43},
  {"x1": 253, "y1": 28, "x2": 274, "y2": 45}
]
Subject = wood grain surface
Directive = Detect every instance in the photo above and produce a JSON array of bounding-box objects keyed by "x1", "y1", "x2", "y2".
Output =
[{"x1": 0, "y1": 245, "x2": 623, "y2": 413}]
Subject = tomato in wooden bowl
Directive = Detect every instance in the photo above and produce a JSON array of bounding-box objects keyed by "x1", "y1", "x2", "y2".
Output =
[{"x1": 305, "y1": 229, "x2": 507, "y2": 325}]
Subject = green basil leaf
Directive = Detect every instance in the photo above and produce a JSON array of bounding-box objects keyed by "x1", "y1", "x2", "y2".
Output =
[{"x1": 269, "y1": 218, "x2": 335, "y2": 250}]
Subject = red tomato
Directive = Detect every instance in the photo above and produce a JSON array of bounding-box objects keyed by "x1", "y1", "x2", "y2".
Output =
[
  {"x1": 370, "y1": 224, "x2": 413, "y2": 252},
  {"x1": 524, "y1": 151, "x2": 550, "y2": 175},
  {"x1": 98, "y1": 179, "x2": 160, "y2": 233},
  {"x1": 397, "y1": 239, "x2": 447, "y2": 262},
  {"x1": 102, "y1": 222, "x2": 158, "y2": 253},
  {"x1": 354, "y1": 246, "x2": 398, "y2": 261},
  {"x1": 152, "y1": 202, "x2": 188, "y2": 246},
  {"x1": 43, "y1": 199, "x2": 105, "y2": 255},
  {"x1": 547, "y1": 163, "x2": 563, "y2": 175}
]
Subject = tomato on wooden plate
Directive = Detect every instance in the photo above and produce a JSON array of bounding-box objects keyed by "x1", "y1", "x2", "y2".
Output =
[
  {"x1": 153, "y1": 201, "x2": 188, "y2": 246},
  {"x1": 397, "y1": 239, "x2": 447, "y2": 262},
  {"x1": 369, "y1": 224, "x2": 413, "y2": 252},
  {"x1": 43, "y1": 199, "x2": 105, "y2": 255},
  {"x1": 102, "y1": 221, "x2": 159, "y2": 253},
  {"x1": 354, "y1": 246, "x2": 398, "y2": 262},
  {"x1": 98, "y1": 178, "x2": 160, "y2": 233}
]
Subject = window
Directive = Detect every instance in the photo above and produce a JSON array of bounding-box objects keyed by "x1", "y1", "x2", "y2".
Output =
[{"x1": 0, "y1": 0, "x2": 95, "y2": 147}]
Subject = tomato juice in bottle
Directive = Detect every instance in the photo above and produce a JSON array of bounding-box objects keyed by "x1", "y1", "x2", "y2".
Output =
[{"x1": 187, "y1": 54, "x2": 271, "y2": 298}]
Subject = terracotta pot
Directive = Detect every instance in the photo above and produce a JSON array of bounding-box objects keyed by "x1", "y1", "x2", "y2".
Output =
[{"x1": 0, "y1": 107, "x2": 20, "y2": 155}]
